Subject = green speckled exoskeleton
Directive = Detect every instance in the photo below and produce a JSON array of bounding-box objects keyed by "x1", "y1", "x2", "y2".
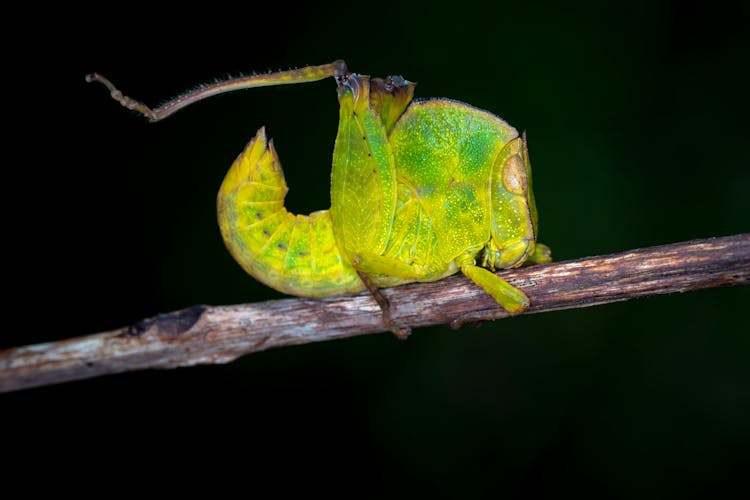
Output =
[{"x1": 88, "y1": 60, "x2": 551, "y2": 337}]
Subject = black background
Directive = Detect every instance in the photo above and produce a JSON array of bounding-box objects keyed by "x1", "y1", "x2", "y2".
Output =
[{"x1": 5, "y1": 1, "x2": 749, "y2": 496}]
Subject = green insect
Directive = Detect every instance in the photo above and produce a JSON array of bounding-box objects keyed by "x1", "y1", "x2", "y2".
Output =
[{"x1": 88, "y1": 60, "x2": 551, "y2": 337}]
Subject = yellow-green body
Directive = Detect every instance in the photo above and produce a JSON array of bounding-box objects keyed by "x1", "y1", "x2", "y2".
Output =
[{"x1": 218, "y1": 70, "x2": 550, "y2": 314}]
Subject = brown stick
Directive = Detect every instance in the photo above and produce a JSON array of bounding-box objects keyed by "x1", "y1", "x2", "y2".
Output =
[{"x1": 2, "y1": 234, "x2": 748, "y2": 392}]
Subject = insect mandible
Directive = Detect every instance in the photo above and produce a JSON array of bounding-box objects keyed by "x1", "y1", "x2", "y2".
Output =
[{"x1": 87, "y1": 60, "x2": 551, "y2": 337}]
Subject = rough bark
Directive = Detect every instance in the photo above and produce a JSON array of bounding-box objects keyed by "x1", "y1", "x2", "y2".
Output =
[{"x1": 2, "y1": 233, "x2": 748, "y2": 392}]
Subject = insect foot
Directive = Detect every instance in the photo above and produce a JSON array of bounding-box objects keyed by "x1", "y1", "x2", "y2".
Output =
[
  {"x1": 450, "y1": 310, "x2": 509, "y2": 330},
  {"x1": 391, "y1": 324, "x2": 412, "y2": 341}
]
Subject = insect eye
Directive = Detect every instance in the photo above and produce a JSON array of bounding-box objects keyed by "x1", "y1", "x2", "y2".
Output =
[{"x1": 502, "y1": 154, "x2": 528, "y2": 196}]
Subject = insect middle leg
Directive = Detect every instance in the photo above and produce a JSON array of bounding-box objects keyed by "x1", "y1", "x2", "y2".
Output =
[
  {"x1": 456, "y1": 247, "x2": 531, "y2": 314},
  {"x1": 444, "y1": 262, "x2": 531, "y2": 331},
  {"x1": 459, "y1": 260, "x2": 530, "y2": 314},
  {"x1": 353, "y1": 253, "x2": 423, "y2": 340}
]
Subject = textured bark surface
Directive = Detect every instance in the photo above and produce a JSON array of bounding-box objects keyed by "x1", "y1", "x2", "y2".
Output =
[{"x1": 2, "y1": 233, "x2": 748, "y2": 392}]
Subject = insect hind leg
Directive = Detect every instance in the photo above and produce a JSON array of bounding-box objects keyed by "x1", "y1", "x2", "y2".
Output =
[{"x1": 87, "y1": 60, "x2": 348, "y2": 122}]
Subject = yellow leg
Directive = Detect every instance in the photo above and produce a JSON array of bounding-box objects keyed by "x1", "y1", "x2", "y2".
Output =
[
  {"x1": 526, "y1": 243, "x2": 552, "y2": 265},
  {"x1": 353, "y1": 253, "x2": 421, "y2": 280},
  {"x1": 460, "y1": 264, "x2": 530, "y2": 314}
]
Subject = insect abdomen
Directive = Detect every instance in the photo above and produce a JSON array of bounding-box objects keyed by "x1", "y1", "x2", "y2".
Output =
[{"x1": 217, "y1": 128, "x2": 363, "y2": 298}]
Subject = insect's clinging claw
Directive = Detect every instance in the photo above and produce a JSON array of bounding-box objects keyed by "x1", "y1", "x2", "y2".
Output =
[
  {"x1": 449, "y1": 310, "x2": 502, "y2": 330},
  {"x1": 392, "y1": 324, "x2": 412, "y2": 341}
]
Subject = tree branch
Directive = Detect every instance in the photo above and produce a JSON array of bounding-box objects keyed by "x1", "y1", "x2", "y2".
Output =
[{"x1": 2, "y1": 234, "x2": 748, "y2": 392}]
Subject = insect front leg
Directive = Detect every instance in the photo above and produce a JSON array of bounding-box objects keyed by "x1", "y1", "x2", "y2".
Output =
[{"x1": 525, "y1": 243, "x2": 552, "y2": 265}]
